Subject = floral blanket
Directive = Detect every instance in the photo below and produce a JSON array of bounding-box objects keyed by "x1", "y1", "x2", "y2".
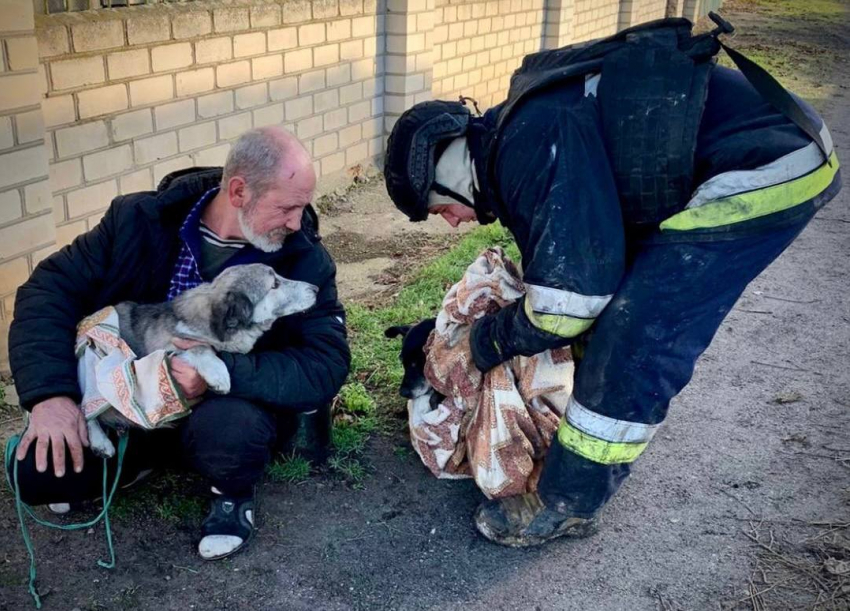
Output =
[
  {"x1": 75, "y1": 307, "x2": 191, "y2": 429},
  {"x1": 410, "y1": 248, "x2": 574, "y2": 498}
]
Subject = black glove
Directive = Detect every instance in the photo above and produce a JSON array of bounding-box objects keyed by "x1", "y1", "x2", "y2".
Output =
[{"x1": 470, "y1": 310, "x2": 509, "y2": 373}]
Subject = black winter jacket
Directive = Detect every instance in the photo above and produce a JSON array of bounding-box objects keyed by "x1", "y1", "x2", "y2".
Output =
[{"x1": 9, "y1": 168, "x2": 350, "y2": 412}]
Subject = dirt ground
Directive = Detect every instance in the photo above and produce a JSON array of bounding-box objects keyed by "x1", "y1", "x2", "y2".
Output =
[{"x1": 2, "y1": 1, "x2": 849, "y2": 609}]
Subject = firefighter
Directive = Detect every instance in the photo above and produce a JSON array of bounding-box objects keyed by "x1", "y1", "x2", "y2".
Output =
[{"x1": 383, "y1": 16, "x2": 841, "y2": 547}]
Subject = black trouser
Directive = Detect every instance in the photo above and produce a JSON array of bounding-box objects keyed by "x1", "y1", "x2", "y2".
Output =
[
  {"x1": 538, "y1": 213, "x2": 816, "y2": 517},
  {"x1": 9, "y1": 397, "x2": 308, "y2": 506}
]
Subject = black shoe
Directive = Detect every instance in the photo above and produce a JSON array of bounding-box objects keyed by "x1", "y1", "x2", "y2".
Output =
[
  {"x1": 198, "y1": 488, "x2": 254, "y2": 560},
  {"x1": 291, "y1": 407, "x2": 332, "y2": 465},
  {"x1": 474, "y1": 492, "x2": 599, "y2": 548}
]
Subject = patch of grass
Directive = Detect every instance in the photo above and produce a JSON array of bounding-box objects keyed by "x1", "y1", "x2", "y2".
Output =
[
  {"x1": 716, "y1": 0, "x2": 845, "y2": 105},
  {"x1": 323, "y1": 222, "x2": 517, "y2": 486},
  {"x1": 338, "y1": 381, "x2": 376, "y2": 415},
  {"x1": 153, "y1": 494, "x2": 205, "y2": 525},
  {"x1": 267, "y1": 453, "x2": 312, "y2": 484},
  {"x1": 110, "y1": 471, "x2": 206, "y2": 526},
  {"x1": 734, "y1": 0, "x2": 846, "y2": 22},
  {"x1": 717, "y1": 44, "x2": 796, "y2": 81},
  {"x1": 331, "y1": 415, "x2": 378, "y2": 455},
  {"x1": 347, "y1": 223, "x2": 518, "y2": 400},
  {"x1": 393, "y1": 445, "x2": 411, "y2": 459},
  {"x1": 327, "y1": 456, "x2": 367, "y2": 488}
]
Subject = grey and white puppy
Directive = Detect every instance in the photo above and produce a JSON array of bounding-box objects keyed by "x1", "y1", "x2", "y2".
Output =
[{"x1": 88, "y1": 263, "x2": 318, "y2": 457}]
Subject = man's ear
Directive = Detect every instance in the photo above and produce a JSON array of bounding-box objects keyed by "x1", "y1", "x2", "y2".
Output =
[
  {"x1": 227, "y1": 176, "x2": 247, "y2": 208},
  {"x1": 384, "y1": 325, "x2": 412, "y2": 339},
  {"x1": 211, "y1": 291, "x2": 253, "y2": 340}
]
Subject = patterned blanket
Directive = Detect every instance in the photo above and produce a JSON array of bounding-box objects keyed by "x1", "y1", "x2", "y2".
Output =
[
  {"x1": 75, "y1": 307, "x2": 192, "y2": 429},
  {"x1": 411, "y1": 248, "x2": 574, "y2": 498}
]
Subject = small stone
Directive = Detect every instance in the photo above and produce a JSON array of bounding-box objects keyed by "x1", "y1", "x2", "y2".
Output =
[{"x1": 2, "y1": 384, "x2": 20, "y2": 407}]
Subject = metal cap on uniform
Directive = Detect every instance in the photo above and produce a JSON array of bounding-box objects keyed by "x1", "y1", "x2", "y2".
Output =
[{"x1": 384, "y1": 100, "x2": 472, "y2": 222}]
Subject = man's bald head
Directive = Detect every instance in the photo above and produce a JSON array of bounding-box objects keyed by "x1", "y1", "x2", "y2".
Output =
[
  {"x1": 219, "y1": 127, "x2": 317, "y2": 252},
  {"x1": 221, "y1": 126, "x2": 315, "y2": 197}
]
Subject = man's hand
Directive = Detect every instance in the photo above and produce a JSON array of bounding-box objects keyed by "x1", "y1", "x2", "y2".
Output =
[
  {"x1": 171, "y1": 357, "x2": 208, "y2": 399},
  {"x1": 16, "y1": 396, "x2": 89, "y2": 477}
]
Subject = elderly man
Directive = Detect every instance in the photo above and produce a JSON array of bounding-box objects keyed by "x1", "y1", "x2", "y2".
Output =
[
  {"x1": 7, "y1": 127, "x2": 350, "y2": 559},
  {"x1": 383, "y1": 18, "x2": 841, "y2": 546}
]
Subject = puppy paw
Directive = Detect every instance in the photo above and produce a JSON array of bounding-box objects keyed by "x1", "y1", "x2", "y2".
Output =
[
  {"x1": 180, "y1": 348, "x2": 231, "y2": 395},
  {"x1": 197, "y1": 355, "x2": 231, "y2": 394},
  {"x1": 204, "y1": 364, "x2": 231, "y2": 394},
  {"x1": 88, "y1": 421, "x2": 115, "y2": 458}
]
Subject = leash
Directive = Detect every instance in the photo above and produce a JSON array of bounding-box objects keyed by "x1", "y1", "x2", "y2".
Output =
[{"x1": 4, "y1": 432, "x2": 129, "y2": 609}]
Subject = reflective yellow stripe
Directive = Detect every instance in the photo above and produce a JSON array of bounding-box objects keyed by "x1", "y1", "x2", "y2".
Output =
[
  {"x1": 524, "y1": 299, "x2": 594, "y2": 338},
  {"x1": 660, "y1": 152, "x2": 840, "y2": 232},
  {"x1": 557, "y1": 419, "x2": 648, "y2": 465}
]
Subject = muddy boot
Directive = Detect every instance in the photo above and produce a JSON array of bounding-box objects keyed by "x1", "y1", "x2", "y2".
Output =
[
  {"x1": 474, "y1": 491, "x2": 599, "y2": 547},
  {"x1": 290, "y1": 405, "x2": 332, "y2": 466}
]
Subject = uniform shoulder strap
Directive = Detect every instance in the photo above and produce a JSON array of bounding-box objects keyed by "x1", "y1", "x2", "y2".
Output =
[{"x1": 707, "y1": 12, "x2": 831, "y2": 164}]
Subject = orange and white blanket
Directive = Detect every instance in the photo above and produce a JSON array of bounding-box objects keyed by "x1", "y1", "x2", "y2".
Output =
[
  {"x1": 75, "y1": 307, "x2": 191, "y2": 429},
  {"x1": 411, "y1": 247, "x2": 574, "y2": 499}
]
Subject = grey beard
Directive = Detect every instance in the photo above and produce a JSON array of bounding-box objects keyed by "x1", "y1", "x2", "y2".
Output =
[{"x1": 238, "y1": 207, "x2": 290, "y2": 253}]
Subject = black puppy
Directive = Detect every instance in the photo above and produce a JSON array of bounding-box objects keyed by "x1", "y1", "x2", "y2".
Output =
[{"x1": 384, "y1": 318, "x2": 438, "y2": 400}]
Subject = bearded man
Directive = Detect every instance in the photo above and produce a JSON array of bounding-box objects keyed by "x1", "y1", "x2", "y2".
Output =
[{"x1": 7, "y1": 127, "x2": 350, "y2": 559}]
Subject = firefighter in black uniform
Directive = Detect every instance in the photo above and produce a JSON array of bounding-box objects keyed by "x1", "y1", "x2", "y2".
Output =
[{"x1": 383, "y1": 16, "x2": 841, "y2": 547}]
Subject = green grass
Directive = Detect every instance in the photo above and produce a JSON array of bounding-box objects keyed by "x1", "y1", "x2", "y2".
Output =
[
  {"x1": 715, "y1": 0, "x2": 845, "y2": 105},
  {"x1": 338, "y1": 381, "x2": 376, "y2": 415},
  {"x1": 153, "y1": 494, "x2": 205, "y2": 525},
  {"x1": 110, "y1": 471, "x2": 206, "y2": 526},
  {"x1": 735, "y1": 0, "x2": 846, "y2": 21},
  {"x1": 267, "y1": 453, "x2": 312, "y2": 484},
  {"x1": 326, "y1": 222, "x2": 518, "y2": 485},
  {"x1": 347, "y1": 223, "x2": 518, "y2": 398},
  {"x1": 327, "y1": 456, "x2": 367, "y2": 488}
]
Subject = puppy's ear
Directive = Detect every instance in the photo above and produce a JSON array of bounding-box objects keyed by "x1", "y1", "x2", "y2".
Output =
[
  {"x1": 211, "y1": 291, "x2": 253, "y2": 340},
  {"x1": 384, "y1": 325, "x2": 412, "y2": 339}
]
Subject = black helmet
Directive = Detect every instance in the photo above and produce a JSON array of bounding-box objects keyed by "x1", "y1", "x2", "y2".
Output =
[{"x1": 384, "y1": 100, "x2": 471, "y2": 222}]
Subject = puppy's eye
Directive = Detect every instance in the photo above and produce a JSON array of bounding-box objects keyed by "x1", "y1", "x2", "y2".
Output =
[{"x1": 272, "y1": 278, "x2": 280, "y2": 289}]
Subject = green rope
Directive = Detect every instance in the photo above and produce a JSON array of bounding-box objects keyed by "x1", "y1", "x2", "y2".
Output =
[{"x1": 4, "y1": 433, "x2": 129, "y2": 608}]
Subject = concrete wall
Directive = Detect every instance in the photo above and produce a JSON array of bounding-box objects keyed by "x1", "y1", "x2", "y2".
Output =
[{"x1": 0, "y1": 0, "x2": 721, "y2": 372}]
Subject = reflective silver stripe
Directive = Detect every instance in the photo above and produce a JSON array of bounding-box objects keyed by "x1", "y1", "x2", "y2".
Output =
[
  {"x1": 566, "y1": 396, "x2": 661, "y2": 444},
  {"x1": 687, "y1": 123, "x2": 834, "y2": 209},
  {"x1": 584, "y1": 73, "x2": 601, "y2": 97},
  {"x1": 525, "y1": 283, "x2": 612, "y2": 319}
]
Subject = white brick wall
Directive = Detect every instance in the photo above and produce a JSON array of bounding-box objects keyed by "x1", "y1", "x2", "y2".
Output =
[
  {"x1": 0, "y1": 1, "x2": 53, "y2": 371},
  {"x1": 34, "y1": 0, "x2": 385, "y2": 255},
  {"x1": 0, "y1": 0, "x2": 682, "y2": 372},
  {"x1": 432, "y1": 0, "x2": 546, "y2": 110}
]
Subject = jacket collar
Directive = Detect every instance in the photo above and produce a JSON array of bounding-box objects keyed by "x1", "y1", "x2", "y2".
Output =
[{"x1": 466, "y1": 115, "x2": 500, "y2": 225}]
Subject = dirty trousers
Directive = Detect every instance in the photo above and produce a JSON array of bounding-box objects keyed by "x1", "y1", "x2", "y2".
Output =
[{"x1": 537, "y1": 210, "x2": 819, "y2": 517}]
